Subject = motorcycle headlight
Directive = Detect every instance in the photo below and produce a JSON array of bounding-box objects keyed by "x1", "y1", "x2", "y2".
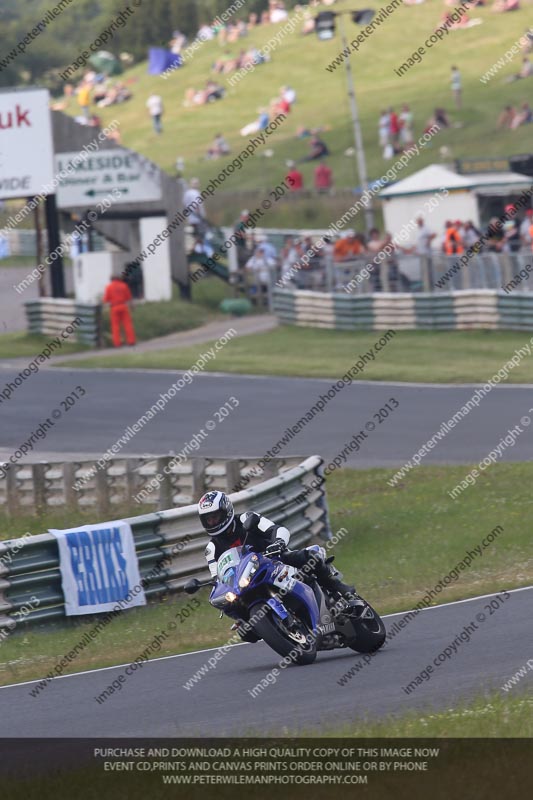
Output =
[
  {"x1": 238, "y1": 556, "x2": 259, "y2": 589},
  {"x1": 225, "y1": 591, "x2": 237, "y2": 603}
]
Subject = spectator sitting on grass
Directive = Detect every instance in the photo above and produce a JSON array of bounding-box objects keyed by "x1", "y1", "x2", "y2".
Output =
[
  {"x1": 206, "y1": 133, "x2": 230, "y2": 159},
  {"x1": 213, "y1": 46, "x2": 267, "y2": 75},
  {"x1": 206, "y1": 80, "x2": 225, "y2": 102},
  {"x1": 439, "y1": 9, "x2": 481, "y2": 28},
  {"x1": 511, "y1": 102, "x2": 533, "y2": 128},
  {"x1": 522, "y1": 28, "x2": 533, "y2": 52},
  {"x1": 225, "y1": 22, "x2": 243, "y2": 44},
  {"x1": 300, "y1": 135, "x2": 330, "y2": 162},
  {"x1": 270, "y1": 88, "x2": 293, "y2": 116},
  {"x1": 498, "y1": 104, "x2": 516, "y2": 128},
  {"x1": 505, "y1": 57, "x2": 533, "y2": 81},
  {"x1": 96, "y1": 82, "x2": 132, "y2": 108},
  {"x1": 282, "y1": 85, "x2": 296, "y2": 105},
  {"x1": 302, "y1": 9, "x2": 316, "y2": 34},
  {"x1": 240, "y1": 107, "x2": 269, "y2": 136},
  {"x1": 184, "y1": 81, "x2": 225, "y2": 107},
  {"x1": 213, "y1": 50, "x2": 238, "y2": 74},
  {"x1": 425, "y1": 107, "x2": 450, "y2": 133},
  {"x1": 492, "y1": 0, "x2": 520, "y2": 10}
]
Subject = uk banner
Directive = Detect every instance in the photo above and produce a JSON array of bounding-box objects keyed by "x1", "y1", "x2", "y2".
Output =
[{"x1": 51, "y1": 521, "x2": 147, "y2": 616}]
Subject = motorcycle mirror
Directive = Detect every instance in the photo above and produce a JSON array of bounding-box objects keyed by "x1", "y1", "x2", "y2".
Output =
[
  {"x1": 326, "y1": 555, "x2": 335, "y2": 564},
  {"x1": 184, "y1": 578, "x2": 201, "y2": 594}
]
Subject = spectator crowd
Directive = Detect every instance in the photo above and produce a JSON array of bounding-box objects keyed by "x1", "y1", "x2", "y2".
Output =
[{"x1": 192, "y1": 203, "x2": 533, "y2": 298}]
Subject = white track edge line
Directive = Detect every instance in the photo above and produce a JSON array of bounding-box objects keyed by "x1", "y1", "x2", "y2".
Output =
[{"x1": 43, "y1": 366, "x2": 533, "y2": 389}]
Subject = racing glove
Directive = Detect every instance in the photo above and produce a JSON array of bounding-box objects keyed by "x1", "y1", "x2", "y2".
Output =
[{"x1": 265, "y1": 538, "x2": 287, "y2": 558}]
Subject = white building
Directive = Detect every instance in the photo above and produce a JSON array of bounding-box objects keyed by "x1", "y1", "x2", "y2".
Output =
[{"x1": 380, "y1": 164, "x2": 532, "y2": 247}]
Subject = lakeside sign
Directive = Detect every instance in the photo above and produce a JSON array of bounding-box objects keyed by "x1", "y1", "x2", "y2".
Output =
[
  {"x1": 55, "y1": 148, "x2": 162, "y2": 207},
  {"x1": 0, "y1": 87, "x2": 54, "y2": 199}
]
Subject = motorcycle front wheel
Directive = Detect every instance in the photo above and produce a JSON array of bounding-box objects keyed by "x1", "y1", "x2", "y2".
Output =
[{"x1": 253, "y1": 605, "x2": 317, "y2": 666}]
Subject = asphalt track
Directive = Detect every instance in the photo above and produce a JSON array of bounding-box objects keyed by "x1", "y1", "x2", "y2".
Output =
[
  {"x1": 1, "y1": 367, "x2": 533, "y2": 467},
  {"x1": 0, "y1": 587, "x2": 531, "y2": 737}
]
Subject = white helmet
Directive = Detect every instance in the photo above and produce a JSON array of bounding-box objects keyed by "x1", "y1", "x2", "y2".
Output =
[{"x1": 198, "y1": 491, "x2": 234, "y2": 536}]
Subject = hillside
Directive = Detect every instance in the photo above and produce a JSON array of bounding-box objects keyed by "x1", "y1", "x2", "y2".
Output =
[{"x1": 59, "y1": 1, "x2": 533, "y2": 210}]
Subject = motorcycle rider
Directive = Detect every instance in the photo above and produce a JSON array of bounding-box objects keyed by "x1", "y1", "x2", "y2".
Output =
[{"x1": 198, "y1": 491, "x2": 355, "y2": 634}]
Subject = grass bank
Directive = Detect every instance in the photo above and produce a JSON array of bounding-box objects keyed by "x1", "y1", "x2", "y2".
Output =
[{"x1": 58, "y1": 0, "x2": 533, "y2": 205}]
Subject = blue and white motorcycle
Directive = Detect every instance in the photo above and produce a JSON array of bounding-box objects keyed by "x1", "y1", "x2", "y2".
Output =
[{"x1": 185, "y1": 541, "x2": 385, "y2": 666}]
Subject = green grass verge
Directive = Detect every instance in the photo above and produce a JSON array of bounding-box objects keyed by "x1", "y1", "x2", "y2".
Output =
[
  {"x1": 0, "y1": 462, "x2": 531, "y2": 687},
  {"x1": 0, "y1": 332, "x2": 90, "y2": 359},
  {"x1": 317, "y1": 693, "x2": 533, "y2": 737},
  {"x1": 59, "y1": 327, "x2": 533, "y2": 383}
]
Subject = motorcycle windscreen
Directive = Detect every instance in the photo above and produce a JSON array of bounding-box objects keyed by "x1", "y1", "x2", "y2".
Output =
[{"x1": 216, "y1": 547, "x2": 242, "y2": 584}]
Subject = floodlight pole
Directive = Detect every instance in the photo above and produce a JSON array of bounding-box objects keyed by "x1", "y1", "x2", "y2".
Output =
[{"x1": 337, "y1": 12, "x2": 374, "y2": 232}]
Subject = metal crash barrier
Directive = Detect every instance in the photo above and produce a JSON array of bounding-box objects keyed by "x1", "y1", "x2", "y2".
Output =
[{"x1": 0, "y1": 456, "x2": 330, "y2": 629}]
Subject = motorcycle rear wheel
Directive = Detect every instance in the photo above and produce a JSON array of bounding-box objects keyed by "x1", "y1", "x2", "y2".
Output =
[
  {"x1": 253, "y1": 605, "x2": 317, "y2": 666},
  {"x1": 344, "y1": 598, "x2": 386, "y2": 654}
]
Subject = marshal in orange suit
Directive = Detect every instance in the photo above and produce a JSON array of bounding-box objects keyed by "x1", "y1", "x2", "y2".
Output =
[{"x1": 103, "y1": 275, "x2": 136, "y2": 347}]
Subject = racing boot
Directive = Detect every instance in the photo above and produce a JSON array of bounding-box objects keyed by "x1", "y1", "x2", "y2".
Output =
[{"x1": 314, "y1": 559, "x2": 357, "y2": 602}]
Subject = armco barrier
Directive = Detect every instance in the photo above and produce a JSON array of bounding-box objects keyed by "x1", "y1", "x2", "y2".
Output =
[
  {"x1": 0, "y1": 456, "x2": 330, "y2": 630},
  {"x1": 24, "y1": 298, "x2": 102, "y2": 346},
  {"x1": 272, "y1": 288, "x2": 533, "y2": 331}
]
